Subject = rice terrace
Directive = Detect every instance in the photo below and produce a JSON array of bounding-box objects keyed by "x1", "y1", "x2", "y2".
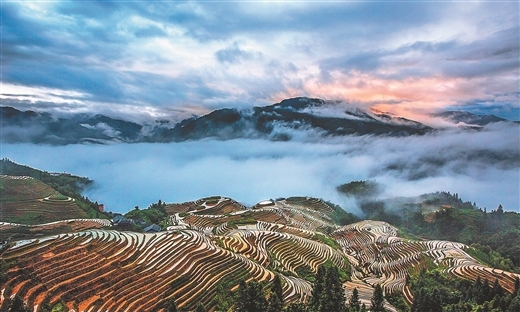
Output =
[{"x1": 0, "y1": 160, "x2": 519, "y2": 311}]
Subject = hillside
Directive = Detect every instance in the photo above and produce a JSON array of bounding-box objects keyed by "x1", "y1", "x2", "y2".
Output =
[
  {"x1": 338, "y1": 181, "x2": 520, "y2": 271},
  {"x1": 0, "y1": 175, "x2": 87, "y2": 225},
  {"x1": 0, "y1": 159, "x2": 108, "y2": 220},
  {"x1": 1, "y1": 196, "x2": 519, "y2": 312}
]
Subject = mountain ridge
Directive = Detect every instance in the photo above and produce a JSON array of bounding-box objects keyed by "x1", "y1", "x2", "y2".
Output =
[{"x1": 3, "y1": 97, "x2": 514, "y2": 145}]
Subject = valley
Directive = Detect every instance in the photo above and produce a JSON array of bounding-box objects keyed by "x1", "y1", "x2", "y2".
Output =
[{"x1": 1, "y1": 171, "x2": 519, "y2": 311}]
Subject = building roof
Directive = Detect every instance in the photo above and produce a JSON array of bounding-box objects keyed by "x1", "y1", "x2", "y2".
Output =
[{"x1": 143, "y1": 224, "x2": 161, "y2": 233}]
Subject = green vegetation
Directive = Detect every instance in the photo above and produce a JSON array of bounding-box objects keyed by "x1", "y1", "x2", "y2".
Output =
[
  {"x1": 309, "y1": 264, "x2": 347, "y2": 312},
  {"x1": 370, "y1": 284, "x2": 385, "y2": 312},
  {"x1": 345, "y1": 185, "x2": 520, "y2": 269},
  {"x1": 235, "y1": 280, "x2": 268, "y2": 312},
  {"x1": 337, "y1": 180, "x2": 382, "y2": 198},
  {"x1": 47, "y1": 194, "x2": 69, "y2": 200},
  {"x1": 124, "y1": 200, "x2": 167, "y2": 225},
  {"x1": 229, "y1": 218, "x2": 257, "y2": 226},
  {"x1": 408, "y1": 267, "x2": 520, "y2": 312},
  {"x1": 323, "y1": 200, "x2": 359, "y2": 226},
  {"x1": 295, "y1": 265, "x2": 315, "y2": 283},
  {"x1": 314, "y1": 233, "x2": 341, "y2": 250},
  {"x1": 267, "y1": 275, "x2": 284, "y2": 312},
  {"x1": 347, "y1": 288, "x2": 361, "y2": 312},
  {"x1": 384, "y1": 292, "x2": 409, "y2": 312},
  {"x1": 0, "y1": 158, "x2": 108, "y2": 219},
  {"x1": 6, "y1": 294, "x2": 31, "y2": 312},
  {"x1": 167, "y1": 298, "x2": 178, "y2": 312}
]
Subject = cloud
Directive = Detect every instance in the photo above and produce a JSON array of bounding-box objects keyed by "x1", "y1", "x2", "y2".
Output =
[
  {"x1": 2, "y1": 123, "x2": 518, "y2": 214},
  {"x1": 80, "y1": 123, "x2": 121, "y2": 138},
  {"x1": 2, "y1": 1, "x2": 518, "y2": 122},
  {"x1": 215, "y1": 42, "x2": 258, "y2": 64}
]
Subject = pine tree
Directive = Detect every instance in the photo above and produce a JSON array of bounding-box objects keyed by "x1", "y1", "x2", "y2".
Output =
[
  {"x1": 9, "y1": 295, "x2": 30, "y2": 312},
  {"x1": 508, "y1": 294, "x2": 520, "y2": 312},
  {"x1": 482, "y1": 279, "x2": 491, "y2": 302},
  {"x1": 267, "y1": 275, "x2": 284, "y2": 312},
  {"x1": 235, "y1": 280, "x2": 268, "y2": 312},
  {"x1": 348, "y1": 287, "x2": 361, "y2": 312},
  {"x1": 325, "y1": 266, "x2": 346, "y2": 312},
  {"x1": 370, "y1": 284, "x2": 385, "y2": 312},
  {"x1": 474, "y1": 276, "x2": 486, "y2": 305},
  {"x1": 194, "y1": 303, "x2": 206, "y2": 312},
  {"x1": 284, "y1": 302, "x2": 309, "y2": 312},
  {"x1": 247, "y1": 280, "x2": 268, "y2": 312},
  {"x1": 235, "y1": 280, "x2": 249, "y2": 312},
  {"x1": 167, "y1": 297, "x2": 178, "y2": 312},
  {"x1": 491, "y1": 279, "x2": 504, "y2": 298},
  {"x1": 309, "y1": 265, "x2": 326, "y2": 312},
  {"x1": 360, "y1": 303, "x2": 367, "y2": 312},
  {"x1": 309, "y1": 265, "x2": 346, "y2": 312}
]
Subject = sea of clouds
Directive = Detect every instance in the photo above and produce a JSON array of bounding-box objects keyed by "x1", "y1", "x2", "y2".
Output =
[{"x1": 2, "y1": 122, "x2": 518, "y2": 214}]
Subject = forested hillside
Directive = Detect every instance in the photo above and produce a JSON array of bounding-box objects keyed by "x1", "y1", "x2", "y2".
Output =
[{"x1": 338, "y1": 181, "x2": 520, "y2": 271}]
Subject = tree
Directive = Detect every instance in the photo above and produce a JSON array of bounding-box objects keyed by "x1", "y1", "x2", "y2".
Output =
[
  {"x1": 491, "y1": 279, "x2": 504, "y2": 298},
  {"x1": 508, "y1": 294, "x2": 520, "y2": 312},
  {"x1": 370, "y1": 284, "x2": 385, "y2": 312},
  {"x1": 267, "y1": 275, "x2": 284, "y2": 312},
  {"x1": 167, "y1": 297, "x2": 178, "y2": 312},
  {"x1": 235, "y1": 280, "x2": 249, "y2": 312},
  {"x1": 9, "y1": 295, "x2": 30, "y2": 312},
  {"x1": 348, "y1": 288, "x2": 361, "y2": 312},
  {"x1": 285, "y1": 302, "x2": 308, "y2": 312},
  {"x1": 323, "y1": 266, "x2": 346, "y2": 312},
  {"x1": 309, "y1": 265, "x2": 326, "y2": 312},
  {"x1": 235, "y1": 280, "x2": 268, "y2": 312},
  {"x1": 194, "y1": 303, "x2": 206, "y2": 312},
  {"x1": 309, "y1": 264, "x2": 346, "y2": 312}
]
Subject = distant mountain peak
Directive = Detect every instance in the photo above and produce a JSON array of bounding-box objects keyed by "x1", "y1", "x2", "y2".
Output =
[
  {"x1": 434, "y1": 110, "x2": 508, "y2": 127},
  {"x1": 270, "y1": 97, "x2": 330, "y2": 110},
  {"x1": 2, "y1": 98, "x2": 434, "y2": 145}
]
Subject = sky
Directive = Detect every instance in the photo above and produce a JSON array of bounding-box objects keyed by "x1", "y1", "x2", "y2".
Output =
[
  {"x1": 0, "y1": 1, "x2": 519, "y2": 214},
  {"x1": 1, "y1": 1, "x2": 519, "y2": 122}
]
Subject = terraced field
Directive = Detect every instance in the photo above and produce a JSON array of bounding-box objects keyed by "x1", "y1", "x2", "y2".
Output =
[
  {"x1": 1, "y1": 197, "x2": 518, "y2": 312},
  {"x1": 165, "y1": 196, "x2": 246, "y2": 216},
  {"x1": 332, "y1": 220, "x2": 520, "y2": 307},
  {"x1": 0, "y1": 175, "x2": 86, "y2": 224},
  {"x1": 0, "y1": 219, "x2": 112, "y2": 241}
]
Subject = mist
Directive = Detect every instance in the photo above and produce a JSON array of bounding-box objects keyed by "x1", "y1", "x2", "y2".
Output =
[{"x1": 1, "y1": 123, "x2": 518, "y2": 214}]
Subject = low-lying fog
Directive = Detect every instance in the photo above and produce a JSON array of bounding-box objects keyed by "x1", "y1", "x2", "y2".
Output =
[{"x1": 3, "y1": 123, "x2": 518, "y2": 214}]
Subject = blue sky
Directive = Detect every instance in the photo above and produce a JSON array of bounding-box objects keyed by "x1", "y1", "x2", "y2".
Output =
[{"x1": 1, "y1": 1, "x2": 519, "y2": 122}]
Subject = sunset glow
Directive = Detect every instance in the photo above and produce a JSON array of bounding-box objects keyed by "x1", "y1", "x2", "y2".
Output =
[{"x1": 1, "y1": 1, "x2": 518, "y2": 121}]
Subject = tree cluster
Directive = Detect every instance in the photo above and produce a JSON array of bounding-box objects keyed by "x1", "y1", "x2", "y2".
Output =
[
  {"x1": 410, "y1": 269, "x2": 520, "y2": 312},
  {"x1": 356, "y1": 189, "x2": 520, "y2": 269}
]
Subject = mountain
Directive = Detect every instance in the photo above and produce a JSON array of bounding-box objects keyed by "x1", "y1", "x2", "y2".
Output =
[
  {"x1": 1, "y1": 106, "x2": 143, "y2": 144},
  {"x1": 433, "y1": 110, "x2": 513, "y2": 127},
  {"x1": 4, "y1": 98, "x2": 517, "y2": 145},
  {"x1": 2, "y1": 98, "x2": 433, "y2": 145},
  {"x1": 149, "y1": 97, "x2": 431, "y2": 142},
  {"x1": 1, "y1": 195, "x2": 519, "y2": 312},
  {"x1": 0, "y1": 175, "x2": 88, "y2": 224},
  {"x1": 0, "y1": 159, "x2": 108, "y2": 221},
  {"x1": 337, "y1": 180, "x2": 520, "y2": 270}
]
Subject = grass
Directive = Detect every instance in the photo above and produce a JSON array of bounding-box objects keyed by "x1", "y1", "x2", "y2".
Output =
[{"x1": 314, "y1": 233, "x2": 340, "y2": 250}]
